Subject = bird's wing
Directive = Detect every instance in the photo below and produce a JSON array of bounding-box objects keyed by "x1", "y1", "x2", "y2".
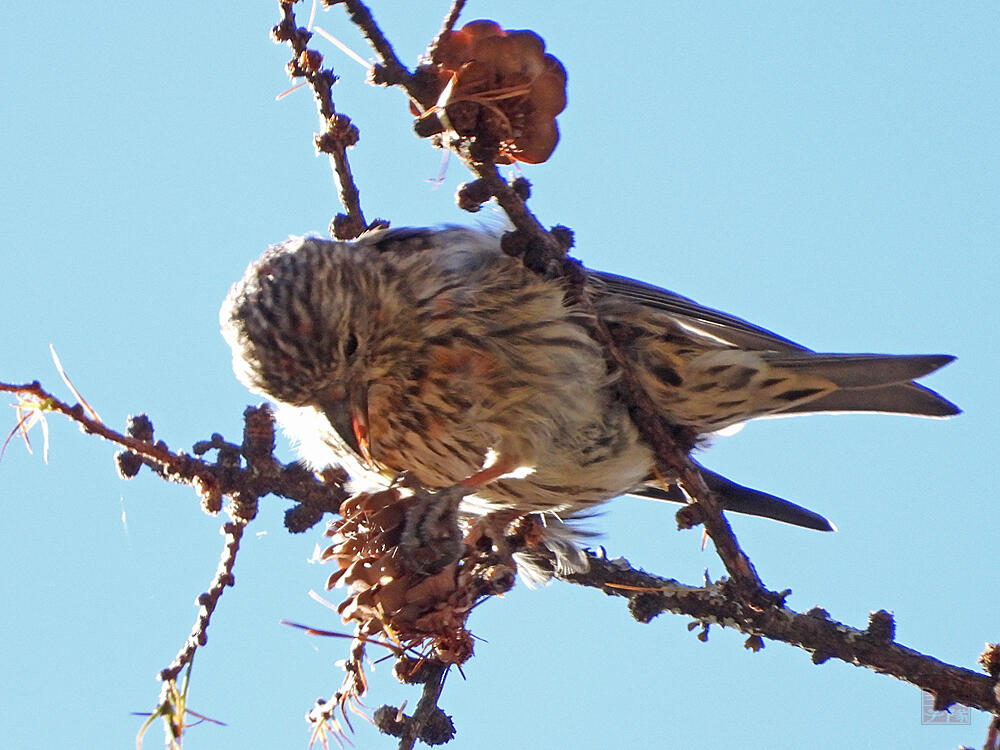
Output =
[
  {"x1": 589, "y1": 270, "x2": 810, "y2": 352},
  {"x1": 363, "y1": 229, "x2": 809, "y2": 355}
]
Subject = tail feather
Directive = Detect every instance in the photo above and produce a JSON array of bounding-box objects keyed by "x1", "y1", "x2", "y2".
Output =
[
  {"x1": 778, "y1": 381, "x2": 960, "y2": 418},
  {"x1": 767, "y1": 353, "x2": 955, "y2": 389},
  {"x1": 633, "y1": 465, "x2": 834, "y2": 532},
  {"x1": 757, "y1": 352, "x2": 959, "y2": 418}
]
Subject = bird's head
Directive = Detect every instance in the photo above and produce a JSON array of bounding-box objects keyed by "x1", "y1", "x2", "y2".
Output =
[{"x1": 220, "y1": 236, "x2": 404, "y2": 464}]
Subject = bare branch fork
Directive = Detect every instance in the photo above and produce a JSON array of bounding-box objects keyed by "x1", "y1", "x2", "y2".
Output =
[{"x1": 0, "y1": 382, "x2": 347, "y2": 699}]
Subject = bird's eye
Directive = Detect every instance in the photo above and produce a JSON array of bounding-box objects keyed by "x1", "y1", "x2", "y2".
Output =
[{"x1": 344, "y1": 333, "x2": 359, "y2": 357}]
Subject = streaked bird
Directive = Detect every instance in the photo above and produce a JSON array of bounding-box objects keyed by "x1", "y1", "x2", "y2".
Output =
[{"x1": 221, "y1": 226, "x2": 958, "y2": 541}]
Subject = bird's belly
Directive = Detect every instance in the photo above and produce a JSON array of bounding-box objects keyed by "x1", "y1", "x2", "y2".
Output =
[{"x1": 368, "y1": 395, "x2": 653, "y2": 515}]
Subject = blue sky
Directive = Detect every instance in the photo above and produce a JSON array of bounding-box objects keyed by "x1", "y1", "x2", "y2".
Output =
[{"x1": 1, "y1": 2, "x2": 997, "y2": 748}]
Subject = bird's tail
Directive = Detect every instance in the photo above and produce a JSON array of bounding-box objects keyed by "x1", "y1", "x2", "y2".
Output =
[{"x1": 765, "y1": 353, "x2": 959, "y2": 417}]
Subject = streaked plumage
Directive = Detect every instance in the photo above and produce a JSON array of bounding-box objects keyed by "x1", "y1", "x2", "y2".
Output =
[{"x1": 220, "y1": 226, "x2": 958, "y2": 533}]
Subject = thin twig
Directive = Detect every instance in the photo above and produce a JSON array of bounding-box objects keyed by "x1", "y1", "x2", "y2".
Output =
[
  {"x1": 274, "y1": 1, "x2": 369, "y2": 238},
  {"x1": 158, "y1": 518, "x2": 248, "y2": 683},
  {"x1": 339, "y1": 0, "x2": 413, "y2": 86},
  {"x1": 0, "y1": 381, "x2": 348, "y2": 528},
  {"x1": 426, "y1": 0, "x2": 467, "y2": 61}
]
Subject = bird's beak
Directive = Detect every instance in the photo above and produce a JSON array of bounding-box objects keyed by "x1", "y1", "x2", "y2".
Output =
[{"x1": 321, "y1": 385, "x2": 373, "y2": 467}]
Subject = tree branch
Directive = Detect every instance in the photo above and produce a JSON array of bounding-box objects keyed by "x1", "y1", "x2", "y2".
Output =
[
  {"x1": 273, "y1": 0, "x2": 370, "y2": 239},
  {"x1": 427, "y1": 0, "x2": 467, "y2": 61},
  {"x1": 560, "y1": 551, "x2": 1000, "y2": 715},
  {"x1": 0, "y1": 381, "x2": 348, "y2": 532},
  {"x1": 336, "y1": 0, "x2": 413, "y2": 86},
  {"x1": 158, "y1": 517, "x2": 248, "y2": 683}
]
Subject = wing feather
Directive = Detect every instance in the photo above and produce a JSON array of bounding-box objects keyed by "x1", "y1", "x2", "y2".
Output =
[{"x1": 589, "y1": 270, "x2": 809, "y2": 352}]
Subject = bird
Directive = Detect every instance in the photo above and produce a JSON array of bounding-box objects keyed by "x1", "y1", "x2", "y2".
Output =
[{"x1": 220, "y1": 225, "x2": 958, "y2": 542}]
